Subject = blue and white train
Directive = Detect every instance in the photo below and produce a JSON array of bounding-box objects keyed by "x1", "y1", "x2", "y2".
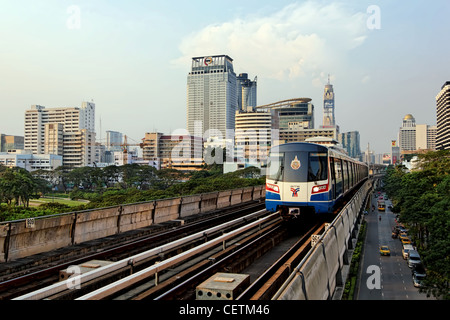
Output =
[{"x1": 265, "y1": 142, "x2": 368, "y2": 217}]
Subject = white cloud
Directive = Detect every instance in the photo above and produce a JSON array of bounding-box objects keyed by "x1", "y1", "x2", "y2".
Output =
[{"x1": 172, "y1": 1, "x2": 368, "y2": 81}]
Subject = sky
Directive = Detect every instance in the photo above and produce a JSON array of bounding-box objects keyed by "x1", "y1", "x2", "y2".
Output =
[{"x1": 0, "y1": 0, "x2": 449, "y2": 155}]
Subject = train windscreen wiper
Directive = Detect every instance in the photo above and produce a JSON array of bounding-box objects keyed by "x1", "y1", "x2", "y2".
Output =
[{"x1": 274, "y1": 164, "x2": 284, "y2": 184}]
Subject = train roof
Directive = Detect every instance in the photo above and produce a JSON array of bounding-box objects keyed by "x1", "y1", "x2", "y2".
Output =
[
  {"x1": 270, "y1": 142, "x2": 367, "y2": 166},
  {"x1": 270, "y1": 142, "x2": 328, "y2": 152}
]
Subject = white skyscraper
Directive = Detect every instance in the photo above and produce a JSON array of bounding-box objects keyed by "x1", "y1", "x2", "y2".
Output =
[
  {"x1": 436, "y1": 81, "x2": 450, "y2": 150},
  {"x1": 186, "y1": 55, "x2": 238, "y2": 139},
  {"x1": 398, "y1": 114, "x2": 416, "y2": 151},
  {"x1": 24, "y1": 102, "x2": 96, "y2": 167}
]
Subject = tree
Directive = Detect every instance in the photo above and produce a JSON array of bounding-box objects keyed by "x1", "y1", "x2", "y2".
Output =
[
  {"x1": 384, "y1": 150, "x2": 450, "y2": 299},
  {"x1": 0, "y1": 167, "x2": 46, "y2": 207}
]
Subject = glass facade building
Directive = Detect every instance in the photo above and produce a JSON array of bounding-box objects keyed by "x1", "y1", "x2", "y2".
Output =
[
  {"x1": 275, "y1": 100, "x2": 314, "y2": 131},
  {"x1": 187, "y1": 55, "x2": 238, "y2": 139},
  {"x1": 237, "y1": 73, "x2": 257, "y2": 111}
]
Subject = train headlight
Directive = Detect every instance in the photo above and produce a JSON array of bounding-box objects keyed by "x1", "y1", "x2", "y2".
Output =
[
  {"x1": 266, "y1": 183, "x2": 280, "y2": 193},
  {"x1": 312, "y1": 184, "x2": 328, "y2": 194}
]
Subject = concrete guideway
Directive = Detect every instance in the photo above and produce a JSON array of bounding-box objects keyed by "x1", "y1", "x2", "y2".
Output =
[{"x1": 357, "y1": 192, "x2": 433, "y2": 300}]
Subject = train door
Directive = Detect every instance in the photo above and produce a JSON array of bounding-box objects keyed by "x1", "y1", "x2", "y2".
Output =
[
  {"x1": 343, "y1": 160, "x2": 349, "y2": 193},
  {"x1": 334, "y1": 158, "x2": 343, "y2": 197},
  {"x1": 330, "y1": 157, "x2": 336, "y2": 200}
]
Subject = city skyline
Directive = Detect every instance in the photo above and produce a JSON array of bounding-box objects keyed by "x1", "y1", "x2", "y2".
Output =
[{"x1": 1, "y1": 1, "x2": 449, "y2": 155}]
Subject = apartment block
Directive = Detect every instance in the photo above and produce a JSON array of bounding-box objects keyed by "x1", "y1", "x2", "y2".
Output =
[
  {"x1": 141, "y1": 132, "x2": 203, "y2": 171},
  {"x1": 24, "y1": 102, "x2": 96, "y2": 168}
]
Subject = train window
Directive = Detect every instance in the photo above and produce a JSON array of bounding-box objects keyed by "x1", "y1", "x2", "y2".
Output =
[
  {"x1": 334, "y1": 158, "x2": 343, "y2": 196},
  {"x1": 267, "y1": 152, "x2": 284, "y2": 181},
  {"x1": 282, "y1": 152, "x2": 309, "y2": 182},
  {"x1": 308, "y1": 152, "x2": 328, "y2": 181},
  {"x1": 343, "y1": 160, "x2": 349, "y2": 191}
]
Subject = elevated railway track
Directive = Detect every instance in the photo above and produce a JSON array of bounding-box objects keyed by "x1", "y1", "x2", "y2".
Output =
[{"x1": 2, "y1": 179, "x2": 373, "y2": 301}]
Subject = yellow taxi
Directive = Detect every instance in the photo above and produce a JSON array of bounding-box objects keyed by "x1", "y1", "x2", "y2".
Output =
[
  {"x1": 401, "y1": 237, "x2": 412, "y2": 245},
  {"x1": 380, "y1": 245, "x2": 391, "y2": 256}
]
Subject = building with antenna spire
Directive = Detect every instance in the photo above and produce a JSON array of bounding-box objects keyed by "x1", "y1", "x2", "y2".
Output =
[{"x1": 321, "y1": 75, "x2": 336, "y2": 129}]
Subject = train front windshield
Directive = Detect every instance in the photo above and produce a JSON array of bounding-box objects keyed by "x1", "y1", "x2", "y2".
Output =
[{"x1": 267, "y1": 151, "x2": 328, "y2": 183}]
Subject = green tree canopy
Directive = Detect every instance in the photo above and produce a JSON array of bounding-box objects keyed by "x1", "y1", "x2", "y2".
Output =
[{"x1": 383, "y1": 150, "x2": 450, "y2": 299}]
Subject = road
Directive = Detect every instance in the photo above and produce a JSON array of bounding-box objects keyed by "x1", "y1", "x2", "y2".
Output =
[{"x1": 357, "y1": 193, "x2": 433, "y2": 300}]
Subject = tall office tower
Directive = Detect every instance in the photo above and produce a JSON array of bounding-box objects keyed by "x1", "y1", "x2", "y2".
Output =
[
  {"x1": 106, "y1": 130, "x2": 123, "y2": 152},
  {"x1": 338, "y1": 131, "x2": 361, "y2": 158},
  {"x1": 24, "y1": 102, "x2": 96, "y2": 167},
  {"x1": 436, "y1": 81, "x2": 450, "y2": 150},
  {"x1": 237, "y1": 73, "x2": 257, "y2": 111},
  {"x1": 187, "y1": 55, "x2": 238, "y2": 139},
  {"x1": 398, "y1": 114, "x2": 416, "y2": 151},
  {"x1": 322, "y1": 76, "x2": 336, "y2": 128}
]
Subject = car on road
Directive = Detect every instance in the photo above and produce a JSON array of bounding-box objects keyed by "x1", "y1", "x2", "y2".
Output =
[
  {"x1": 412, "y1": 263, "x2": 426, "y2": 277},
  {"x1": 412, "y1": 273, "x2": 426, "y2": 288},
  {"x1": 380, "y1": 245, "x2": 391, "y2": 256},
  {"x1": 402, "y1": 244, "x2": 414, "y2": 259},
  {"x1": 401, "y1": 238, "x2": 412, "y2": 245},
  {"x1": 408, "y1": 250, "x2": 422, "y2": 268}
]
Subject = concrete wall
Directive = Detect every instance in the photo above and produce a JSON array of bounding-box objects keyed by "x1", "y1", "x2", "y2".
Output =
[
  {"x1": 275, "y1": 180, "x2": 372, "y2": 300},
  {"x1": 0, "y1": 185, "x2": 265, "y2": 263}
]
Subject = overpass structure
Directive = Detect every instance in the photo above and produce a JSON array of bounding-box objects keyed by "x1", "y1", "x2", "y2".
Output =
[
  {"x1": 1, "y1": 177, "x2": 381, "y2": 300},
  {"x1": 274, "y1": 179, "x2": 373, "y2": 300}
]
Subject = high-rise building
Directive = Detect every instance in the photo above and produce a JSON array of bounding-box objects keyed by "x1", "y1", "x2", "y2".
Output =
[
  {"x1": 254, "y1": 98, "x2": 341, "y2": 145},
  {"x1": 63, "y1": 129, "x2": 95, "y2": 167},
  {"x1": 398, "y1": 114, "x2": 437, "y2": 155},
  {"x1": 106, "y1": 130, "x2": 123, "y2": 152},
  {"x1": 273, "y1": 98, "x2": 315, "y2": 131},
  {"x1": 322, "y1": 76, "x2": 336, "y2": 128},
  {"x1": 398, "y1": 114, "x2": 416, "y2": 151},
  {"x1": 338, "y1": 131, "x2": 361, "y2": 159},
  {"x1": 416, "y1": 124, "x2": 437, "y2": 151},
  {"x1": 24, "y1": 102, "x2": 96, "y2": 167},
  {"x1": 237, "y1": 73, "x2": 257, "y2": 111},
  {"x1": 141, "y1": 132, "x2": 203, "y2": 171},
  {"x1": 234, "y1": 107, "x2": 273, "y2": 165},
  {"x1": 436, "y1": 81, "x2": 450, "y2": 150},
  {"x1": 186, "y1": 55, "x2": 238, "y2": 139}
]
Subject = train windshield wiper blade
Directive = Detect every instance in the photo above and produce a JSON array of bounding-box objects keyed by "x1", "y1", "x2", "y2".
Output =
[{"x1": 274, "y1": 165, "x2": 284, "y2": 184}]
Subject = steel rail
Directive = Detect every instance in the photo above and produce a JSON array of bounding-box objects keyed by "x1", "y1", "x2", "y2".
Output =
[
  {"x1": 152, "y1": 218, "x2": 284, "y2": 300},
  {"x1": 13, "y1": 208, "x2": 269, "y2": 300},
  {"x1": 271, "y1": 180, "x2": 370, "y2": 300},
  {"x1": 236, "y1": 222, "x2": 324, "y2": 300},
  {"x1": 76, "y1": 212, "x2": 280, "y2": 300},
  {"x1": 1, "y1": 201, "x2": 263, "y2": 296}
]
